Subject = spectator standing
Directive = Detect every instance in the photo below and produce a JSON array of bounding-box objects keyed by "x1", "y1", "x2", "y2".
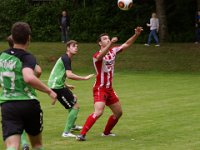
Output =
[
  {"x1": 195, "y1": 10, "x2": 200, "y2": 44},
  {"x1": 60, "y1": 10, "x2": 70, "y2": 43},
  {"x1": 144, "y1": 12, "x2": 160, "y2": 47}
]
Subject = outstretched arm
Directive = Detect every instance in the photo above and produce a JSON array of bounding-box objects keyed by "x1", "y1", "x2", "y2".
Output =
[
  {"x1": 96, "y1": 37, "x2": 118, "y2": 61},
  {"x1": 121, "y1": 26, "x2": 143, "y2": 50},
  {"x1": 66, "y1": 70, "x2": 94, "y2": 80}
]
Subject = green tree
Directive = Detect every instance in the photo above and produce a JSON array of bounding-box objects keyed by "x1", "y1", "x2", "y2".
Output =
[{"x1": 197, "y1": 0, "x2": 200, "y2": 10}]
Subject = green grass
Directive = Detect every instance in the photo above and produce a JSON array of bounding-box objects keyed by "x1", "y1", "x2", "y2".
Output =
[
  {"x1": 1, "y1": 72, "x2": 200, "y2": 150},
  {"x1": 0, "y1": 42, "x2": 200, "y2": 149},
  {"x1": 1, "y1": 42, "x2": 200, "y2": 72}
]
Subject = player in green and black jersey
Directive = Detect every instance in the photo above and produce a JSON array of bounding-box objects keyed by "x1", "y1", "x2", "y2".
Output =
[
  {"x1": 6, "y1": 35, "x2": 42, "y2": 150},
  {"x1": 48, "y1": 40, "x2": 94, "y2": 138},
  {"x1": 0, "y1": 22, "x2": 57, "y2": 150}
]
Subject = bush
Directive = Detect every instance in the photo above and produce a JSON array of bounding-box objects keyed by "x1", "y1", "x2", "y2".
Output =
[{"x1": 0, "y1": 0, "x2": 196, "y2": 42}]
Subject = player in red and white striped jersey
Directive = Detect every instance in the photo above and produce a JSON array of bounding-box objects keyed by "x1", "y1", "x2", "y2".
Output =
[{"x1": 77, "y1": 27, "x2": 143, "y2": 141}]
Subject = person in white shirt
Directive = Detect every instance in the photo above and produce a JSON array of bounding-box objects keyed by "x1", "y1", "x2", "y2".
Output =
[{"x1": 145, "y1": 12, "x2": 160, "y2": 46}]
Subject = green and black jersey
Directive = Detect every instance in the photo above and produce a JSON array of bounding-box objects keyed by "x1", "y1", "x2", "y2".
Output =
[
  {"x1": 0, "y1": 48, "x2": 37, "y2": 104},
  {"x1": 48, "y1": 54, "x2": 71, "y2": 89}
]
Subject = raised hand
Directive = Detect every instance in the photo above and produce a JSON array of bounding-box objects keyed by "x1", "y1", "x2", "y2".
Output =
[
  {"x1": 135, "y1": 26, "x2": 143, "y2": 35},
  {"x1": 111, "y1": 37, "x2": 118, "y2": 43},
  {"x1": 48, "y1": 90, "x2": 57, "y2": 105}
]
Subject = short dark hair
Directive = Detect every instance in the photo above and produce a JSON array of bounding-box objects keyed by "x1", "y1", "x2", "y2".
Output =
[
  {"x1": 66, "y1": 40, "x2": 78, "y2": 47},
  {"x1": 7, "y1": 35, "x2": 14, "y2": 48},
  {"x1": 11, "y1": 22, "x2": 31, "y2": 45},
  {"x1": 97, "y1": 33, "x2": 109, "y2": 43}
]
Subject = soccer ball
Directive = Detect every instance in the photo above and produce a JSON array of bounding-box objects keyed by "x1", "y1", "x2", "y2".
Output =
[{"x1": 117, "y1": 0, "x2": 133, "y2": 11}]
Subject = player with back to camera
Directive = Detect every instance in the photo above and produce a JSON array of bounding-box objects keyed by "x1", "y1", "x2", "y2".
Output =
[
  {"x1": 48, "y1": 40, "x2": 94, "y2": 138},
  {"x1": 76, "y1": 26, "x2": 143, "y2": 141},
  {"x1": 0, "y1": 22, "x2": 57, "y2": 150},
  {"x1": 7, "y1": 35, "x2": 42, "y2": 80},
  {"x1": 6, "y1": 35, "x2": 42, "y2": 150}
]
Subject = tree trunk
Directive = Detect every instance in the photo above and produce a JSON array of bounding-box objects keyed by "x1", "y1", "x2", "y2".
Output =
[
  {"x1": 155, "y1": 0, "x2": 168, "y2": 42},
  {"x1": 197, "y1": 0, "x2": 200, "y2": 10},
  {"x1": 72, "y1": 0, "x2": 79, "y2": 8}
]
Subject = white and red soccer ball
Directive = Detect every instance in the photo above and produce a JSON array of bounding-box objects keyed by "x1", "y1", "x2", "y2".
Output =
[{"x1": 117, "y1": 0, "x2": 133, "y2": 11}]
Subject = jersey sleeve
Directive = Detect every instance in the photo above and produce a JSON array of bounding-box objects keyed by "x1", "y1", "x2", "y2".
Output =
[
  {"x1": 61, "y1": 55, "x2": 72, "y2": 70},
  {"x1": 93, "y1": 51, "x2": 100, "y2": 59},
  {"x1": 22, "y1": 54, "x2": 37, "y2": 70},
  {"x1": 111, "y1": 46, "x2": 123, "y2": 54}
]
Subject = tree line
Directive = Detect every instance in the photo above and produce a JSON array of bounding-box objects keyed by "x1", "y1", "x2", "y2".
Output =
[{"x1": 0, "y1": 0, "x2": 198, "y2": 43}]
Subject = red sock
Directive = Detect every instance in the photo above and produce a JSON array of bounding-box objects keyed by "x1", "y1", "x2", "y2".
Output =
[
  {"x1": 81, "y1": 113, "x2": 98, "y2": 135},
  {"x1": 103, "y1": 115, "x2": 119, "y2": 135}
]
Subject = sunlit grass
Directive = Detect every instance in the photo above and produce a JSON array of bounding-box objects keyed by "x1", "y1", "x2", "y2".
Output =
[{"x1": 0, "y1": 42, "x2": 200, "y2": 149}]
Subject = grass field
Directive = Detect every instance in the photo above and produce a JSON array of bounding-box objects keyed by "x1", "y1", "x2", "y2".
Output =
[{"x1": 0, "y1": 42, "x2": 200, "y2": 149}]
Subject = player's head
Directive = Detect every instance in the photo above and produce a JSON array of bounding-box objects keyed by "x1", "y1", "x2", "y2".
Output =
[
  {"x1": 66, "y1": 40, "x2": 78, "y2": 55},
  {"x1": 11, "y1": 22, "x2": 31, "y2": 45},
  {"x1": 7, "y1": 35, "x2": 14, "y2": 48},
  {"x1": 62, "y1": 10, "x2": 67, "y2": 16},
  {"x1": 152, "y1": 12, "x2": 157, "y2": 18},
  {"x1": 97, "y1": 33, "x2": 110, "y2": 47}
]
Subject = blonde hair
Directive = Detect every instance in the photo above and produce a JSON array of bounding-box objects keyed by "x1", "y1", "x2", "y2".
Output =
[{"x1": 152, "y1": 12, "x2": 157, "y2": 18}]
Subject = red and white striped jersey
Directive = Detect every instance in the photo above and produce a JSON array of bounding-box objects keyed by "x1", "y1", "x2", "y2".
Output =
[{"x1": 93, "y1": 46, "x2": 123, "y2": 89}]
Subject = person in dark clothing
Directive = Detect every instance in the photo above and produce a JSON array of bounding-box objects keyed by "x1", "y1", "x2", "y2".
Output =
[
  {"x1": 60, "y1": 10, "x2": 70, "y2": 43},
  {"x1": 195, "y1": 10, "x2": 200, "y2": 44}
]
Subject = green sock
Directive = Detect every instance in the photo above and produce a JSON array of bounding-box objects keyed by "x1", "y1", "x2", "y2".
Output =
[
  {"x1": 64, "y1": 108, "x2": 79, "y2": 132},
  {"x1": 21, "y1": 130, "x2": 28, "y2": 146}
]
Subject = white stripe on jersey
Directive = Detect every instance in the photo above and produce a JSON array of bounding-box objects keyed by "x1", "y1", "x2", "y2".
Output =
[
  {"x1": 93, "y1": 46, "x2": 123, "y2": 88},
  {"x1": 100, "y1": 60, "x2": 104, "y2": 87},
  {"x1": 106, "y1": 70, "x2": 110, "y2": 88},
  {"x1": 52, "y1": 77, "x2": 58, "y2": 89}
]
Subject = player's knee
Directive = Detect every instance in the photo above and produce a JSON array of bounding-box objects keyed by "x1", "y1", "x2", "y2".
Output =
[
  {"x1": 94, "y1": 110, "x2": 104, "y2": 117},
  {"x1": 73, "y1": 103, "x2": 80, "y2": 109},
  {"x1": 118, "y1": 111, "x2": 123, "y2": 118},
  {"x1": 115, "y1": 111, "x2": 123, "y2": 119}
]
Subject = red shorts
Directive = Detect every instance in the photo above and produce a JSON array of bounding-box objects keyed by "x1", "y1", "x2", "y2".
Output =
[{"x1": 93, "y1": 87, "x2": 119, "y2": 106}]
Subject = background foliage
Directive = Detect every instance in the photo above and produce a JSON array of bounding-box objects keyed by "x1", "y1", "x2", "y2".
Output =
[{"x1": 0, "y1": 0, "x2": 197, "y2": 42}]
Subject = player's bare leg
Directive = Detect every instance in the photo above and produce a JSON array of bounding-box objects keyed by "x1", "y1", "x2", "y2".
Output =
[
  {"x1": 5, "y1": 135, "x2": 21, "y2": 150},
  {"x1": 102, "y1": 102, "x2": 122, "y2": 136},
  {"x1": 109, "y1": 101, "x2": 123, "y2": 118},
  {"x1": 28, "y1": 133, "x2": 43, "y2": 150},
  {"x1": 94, "y1": 102, "x2": 106, "y2": 117},
  {"x1": 77, "y1": 102, "x2": 105, "y2": 141}
]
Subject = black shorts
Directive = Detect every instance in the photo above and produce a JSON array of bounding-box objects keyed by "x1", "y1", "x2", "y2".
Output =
[
  {"x1": 52, "y1": 88, "x2": 77, "y2": 109},
  {"x1": 1, "y1": 100, "x2": 43, "y2": 141}
]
